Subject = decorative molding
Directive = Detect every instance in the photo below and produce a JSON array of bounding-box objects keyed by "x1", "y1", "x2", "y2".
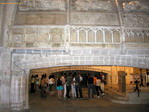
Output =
[
  {"x1": 8, "y1": 25, "x2": 149, "y2": 48},
  {"x1": 124, "y1": 29, "x2": 149, "y2": 38}
]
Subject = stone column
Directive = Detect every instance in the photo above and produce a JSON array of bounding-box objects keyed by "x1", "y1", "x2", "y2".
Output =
[
  {"x1": 1, "y1": 0, "x2": 18, "y2": 47},
  {"x1": 118, "y1": 71, "x2": 127, "y2": 93},
  {"x1": 0, "y1": 0, "x2": 5, "y2": 46},
  {"x1": 11, "y1": 75, "x2": 26, "y2": 111},
  {"x1": 0, "y1": 48, "x2": 11, "y2": 108},
  {"x1": 24, "y1": 69, "x2": 30, "y2": 110},
  {"x1": 10, "y1": 62, "x2": 30, "y2": 111}
]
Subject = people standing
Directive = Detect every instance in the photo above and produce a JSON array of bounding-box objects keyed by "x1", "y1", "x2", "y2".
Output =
[
  {"x1": 40, "y1": 75, "x2": 47, "y2": 98},
  {"x1": 100, "y1": 73, "x2": 105, "y2": 94},
  {"x1": 56, "y1": 76, "x2": 64, "y2": 99},
  {"x1": 35, "y1": 75, "x2": 39, "y2": 91},
  {"x1": 71, "y1": 74, "x2": 76, "y2": 98},
  {"x1": 30, "y1": 75, "x2": 36, "y2": 93},
  {"x1": 74, "y1": 73, "x2": 83, "y2": 100},
  {"x1": 66, "y1": 73, "x2": 73, "y2": 99},
  {"x1": 61, "y1": 74, "x2": 66, "y2": 98},
  {"x1": 95, "y1": 76, "x2": 104, "y2": 98},
  {"x1": 87, "y1": 75, "x2": 94, "y2": 99},
  {"x1": 93, "y1": 75, "x2": 97, "y2": 95},
  {"x1": 48, "y1": 76, "x2": 55, "y2": 95}
]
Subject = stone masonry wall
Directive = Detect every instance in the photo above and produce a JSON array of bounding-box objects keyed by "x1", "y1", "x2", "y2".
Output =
[
  {"x1": 12, "y1": 48, "x2": 149, "y2": 72},
  {"x1": 0, "y1": 0, "x2": 149, "y2": 111}
]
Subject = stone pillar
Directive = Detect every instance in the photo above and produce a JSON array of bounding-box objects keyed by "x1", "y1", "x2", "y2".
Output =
[
  {"x1": 11, "y1": 75, "x2": 26, "y2": 111},
  {"x1": 0, "y1": 48, "x2": 11, "y2": 108},
  {"x1": 107, "y1": 73, "x2": 112, "y2": 85},
  {"x1": 10, "y1": 68, "x2": 30, "y2": 111},
  {"x1": 24, "y1": 69, "x2": 30, "y2": 110},
  {"x1": 118, "y1": 71, "x2": 127, "y2": 93},
  {"x1": 1, "y1": 0, "x2": 18, "y2": 47},
  {"x1": 0, "y1": 0, "x2": 5, "y2": 46}
]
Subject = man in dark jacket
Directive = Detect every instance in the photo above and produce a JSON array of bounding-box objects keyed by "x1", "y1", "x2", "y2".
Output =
[
  {"x1": 74, "y1": 73, "x2": 83, "y2": 99},
  {"x1": 87, "y1": 75, "x2": 94, "y2": 99},
  {"x1": 66, "y1": 73, "x2": 73, "y2": 99}
]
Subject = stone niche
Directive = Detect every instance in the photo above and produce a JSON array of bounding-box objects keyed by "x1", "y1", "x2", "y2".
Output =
[
  {"x1": 69, "y1": 27, "x2": 121, "y2": 44},
  {"x1": 124, "y1": 29, "x2": 149, "y2": 44}
]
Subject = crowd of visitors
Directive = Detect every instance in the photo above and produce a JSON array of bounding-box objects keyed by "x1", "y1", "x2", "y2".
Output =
[{"x1": 30, "y1": 72, "x2": 105, "y2": 100}]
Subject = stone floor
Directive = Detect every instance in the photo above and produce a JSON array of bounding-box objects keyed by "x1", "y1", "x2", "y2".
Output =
[{"x1": 28, "y1": 88, "x2": 149, "y2": 112}]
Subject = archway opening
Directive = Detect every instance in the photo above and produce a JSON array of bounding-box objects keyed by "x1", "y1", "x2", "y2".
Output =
[{"x1": 27, "y1": 65, "x2": 149, "y2": 111}]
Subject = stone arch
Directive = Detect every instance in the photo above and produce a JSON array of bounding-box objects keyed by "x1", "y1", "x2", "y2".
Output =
[
  {"x1": 31, "y1": 66, "x2": 111, "y2": 75},
  {"x1": 10, "y1": 52, "x2": 149, "y2": 111},
  {"x1": 12, "y1": 53, "x2": 149, "y2": 72}
]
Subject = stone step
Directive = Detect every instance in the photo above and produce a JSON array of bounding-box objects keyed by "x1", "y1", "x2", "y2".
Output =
[
  {"x1": 104, "y1": 93, "x2": 129, "y2": 104},
  {"x1": 105, "y1": 90, "x2": 149, "y2": 104}
]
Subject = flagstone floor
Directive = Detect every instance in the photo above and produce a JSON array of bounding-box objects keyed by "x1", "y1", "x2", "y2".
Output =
[{"x1": 28, "y1": 88, "x2": 149, "y2": 112}]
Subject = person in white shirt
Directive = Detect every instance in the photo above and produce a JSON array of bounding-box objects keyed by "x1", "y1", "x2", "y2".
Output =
[
  {"x1": 95, "y1": 77, "x2": 104, "y2": 98},
  {"x1": 48, "y1": 76, "x2": 55, "y2": 95}
]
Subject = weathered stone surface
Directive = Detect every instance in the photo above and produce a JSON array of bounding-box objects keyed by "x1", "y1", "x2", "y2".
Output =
[
  {"x1": 19, "y1": 0, "x2": 66, "y2": 11},
  {"x1": 122, "y1": 0, "x2": 149, "y2": 13},
  {"x1": 70, "y1": 13, "x2": 119, "y2": 25},
  {"x1": 15, "y1": 12, "x2": 67, "y2": 25},
  {"x1": 71, "y1": 0, "x2": 116, "y2": 12},
  {"x1": 0, "y1": 4, "x2": 4, "y2": 47},
  {"x1": 123, "y1": 14, "x2": 149, "y2": 27}
]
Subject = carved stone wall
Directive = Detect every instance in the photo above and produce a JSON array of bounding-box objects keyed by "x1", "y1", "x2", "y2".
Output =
[
  {"x1": 8, "y1": 26, "x2": 149, "y2": 49},
  {"x1": 124, "y1": 29, "x2": 149, "y2": 43},
  {"x1": 122, "y1": 14, "x2": 149, "y2": 27},
  {"x1": 14, "y1": 12, "x2": 67, "y2": 25},
  {"x1": 70, "y1": 13, "x2": 119, "y2": 25},
  {"x1": 71, "y1": 0, "x2": 116, "y2": 12},
  {"x1": 0, "y1": 0, "x2": 149, "y2": 111},
  {"x1": 122, "y1": 0, "x2": 149, "y2": 13},
  {"x1": 15, "y1": 0, "x2": 120, "y2": 25},
  {"x1": 14, "y1": 0, "x2": 149, "y2": 27},
  {"x1": 120, "y1": 0, "x2": 149, "y2": 27},
  {"x1": 8, "y1": 26, "x2": 65, "y2": 48},
  {"x1": 12, "y1": 48, "x2": 149, "y2": 70}
]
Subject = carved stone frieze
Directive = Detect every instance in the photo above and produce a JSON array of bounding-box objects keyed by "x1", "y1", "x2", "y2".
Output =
[
  {"x1": 71, "y1": 0, "x2": 116, "y2": 11},
  {"x1": 122, "y1": 14, "x2": 149, "y2": 27},
  {"x1": 122, "y1": 1, "x2": 149, "y2": 13},
  {"x1": 19, "y1": 0, "x2": 66, "y2": 11},
  {"x1": 124, "y1": 29, "x2": 149, "y2": 38},
  {"x1": 9, "y1": 25, "x2": 149, "y2": 48}
]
